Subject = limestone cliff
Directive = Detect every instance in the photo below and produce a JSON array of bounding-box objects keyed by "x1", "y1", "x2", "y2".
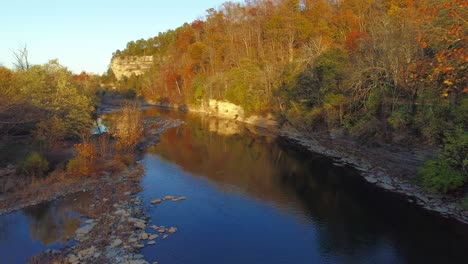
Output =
[
  {"x1": 111, "y1": 56, "x2": 153, "y2": 80},
  {"x1": 146, "y1": 98, "x2": 277, "y2": 129}
]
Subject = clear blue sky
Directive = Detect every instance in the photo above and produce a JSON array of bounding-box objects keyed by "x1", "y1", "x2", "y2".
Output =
[{"x1": 0, "y1": 0, "x2": 234, "y2": 74}]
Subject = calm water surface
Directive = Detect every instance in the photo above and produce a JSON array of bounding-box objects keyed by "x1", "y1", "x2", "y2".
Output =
[
  {"x1": 0, "y1": 108, "x2": 467, "y2": 263},
  {"x1": 0, "y1": 192, "x2": 91, "y2": 263},
  {"x1": 137, "y1": 109, "x2": 468, "y2": 264}
]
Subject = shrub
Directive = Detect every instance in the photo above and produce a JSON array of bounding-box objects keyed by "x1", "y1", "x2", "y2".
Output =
[
  {"x1": 97, "y1": 133, "x2": 112, "y2": 158},
  {"x1": 441, "y1": 129, "x2": 467, "y2": 173},
  {"x1": 305, "y1": 107, "x2": 324, "y2": 129},
  {"x1": 388, "y1": 109, "x2": 410, "y2": 131},
  {"x1": 414, "y1": 93, "x2": 451, "y2": 144},
  {"x1": 20, "y1": 152, "x2": 49, "y2": 178},
  {"x1": 419, "y1": 159, "x2": 466, "y2": 193},
  {"x1": 323, "y1": 93, "x2": 345, "y2": 127},
  {"x1": 67, "y1": 142, "x2": 97, "y2": 177},
  {"x1": 418, "y1": 129, "x2": 467, "y2": 193},
  {"x1": 112, "y1": 102, "x2": 144, "y2": 150}
]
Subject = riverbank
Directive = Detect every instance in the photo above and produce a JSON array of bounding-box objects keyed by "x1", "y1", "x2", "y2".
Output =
[
  {"x1": 29, "y1": 164, "x2": 186, "y2": 264},
  {"x1": 279, "y1": 128, "x2": 468, "y2": 224},
  {"x1": 146, "y1": 101, "x2": 468, "y2": 224},
  {"x1": 2, "y1": 104, "x2": 467, "y2": 263},
  {"x1": 0, "y1": 116, "x2": 182, "y2": 216},
  {"x1": 15, "y1": 114, "x2": 184, "y2": 264}
]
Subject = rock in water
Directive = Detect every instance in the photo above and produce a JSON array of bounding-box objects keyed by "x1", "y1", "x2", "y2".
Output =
[
  {"x1": 140, "y1": 233, "x2": 149, "y2": 240},
  {"x1": 150, "y1": 199, "x2": 162, "y2": 204}
]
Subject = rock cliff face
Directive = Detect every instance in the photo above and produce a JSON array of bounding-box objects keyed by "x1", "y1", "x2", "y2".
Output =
[
  {"x1": 196, "y1": 100, "x2": 277, "y2": 129},
  {"x1": 111, "y1": 56, "x2": 153, "y2": 80},
  {"x1": 146, "y1": 98, "x2": 278, "y2": 129}
]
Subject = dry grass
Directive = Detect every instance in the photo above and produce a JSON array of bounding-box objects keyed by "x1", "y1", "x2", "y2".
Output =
[{"x1": 112, "y1": 102, "x2": 144, "y2": 151}]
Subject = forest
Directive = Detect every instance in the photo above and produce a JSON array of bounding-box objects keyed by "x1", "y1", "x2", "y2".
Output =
[
  {"x1": 0, "y1": 0, "x2": 466, "y2": 198},
  {"x1": 107, "y1": 0, "x2": 467, "y2": 193},
  {"x1": 1, "y1": 1, "x2": 467, "y2": 263}
]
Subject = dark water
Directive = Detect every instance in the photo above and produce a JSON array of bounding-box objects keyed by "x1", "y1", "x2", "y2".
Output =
[
  {"x1": 137, "y1": 109, "x2": 468, "y2": 264},
  {"x1": 0, "y1": 108, "x2": 467, "y2": 263}
]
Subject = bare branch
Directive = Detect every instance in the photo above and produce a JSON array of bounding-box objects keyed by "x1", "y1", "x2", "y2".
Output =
[{"x1": 12, "y1": 45, "x2": 30, "y2": 71}]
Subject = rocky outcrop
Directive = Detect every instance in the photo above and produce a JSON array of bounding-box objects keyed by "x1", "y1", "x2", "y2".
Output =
[
  {"x1": 146, "y1": 99, "x2": 278, "y2": 129},
  {"x1": 197, "y1": 100, "x2": 277, "y2": 129},
  {"x1": 111, "y1": 56, "x2": 153, "y2": 80}
]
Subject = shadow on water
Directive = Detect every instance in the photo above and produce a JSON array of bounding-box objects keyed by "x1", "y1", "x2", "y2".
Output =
[{"x1": 139, "y1": 108, "x2": 468, "y2": 264}]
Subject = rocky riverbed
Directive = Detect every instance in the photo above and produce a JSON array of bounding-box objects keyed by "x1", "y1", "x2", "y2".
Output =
[{"x1": 29, "y1": 163, "x2": 187, "y2": 264}]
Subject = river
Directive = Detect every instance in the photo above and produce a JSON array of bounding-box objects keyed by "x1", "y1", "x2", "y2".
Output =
[{"x1": 1, "y1": 107, "x2": 467, "y2": 263}]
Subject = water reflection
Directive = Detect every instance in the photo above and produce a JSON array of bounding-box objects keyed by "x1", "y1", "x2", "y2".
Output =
[
  {"x1": 0, "y1": 192, "x2": 91, "y2": 263},
  {"x1": 141, "y1": 109, "x2": 468, "y2": 264},
  {"x1": 23, "y1": 192, "x2": 91, "y2": 245}
]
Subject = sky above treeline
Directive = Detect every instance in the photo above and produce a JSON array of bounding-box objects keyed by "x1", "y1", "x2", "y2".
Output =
[{"x1": 0, "y1": 0, "x2": 236, "y2": 74}]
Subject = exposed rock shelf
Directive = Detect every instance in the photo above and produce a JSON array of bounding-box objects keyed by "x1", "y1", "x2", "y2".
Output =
[{"x1": 280, "y1": 129, "x2": 468, "y2": 225}]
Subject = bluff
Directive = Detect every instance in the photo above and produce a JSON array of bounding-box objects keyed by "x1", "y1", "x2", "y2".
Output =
[{"x1": 110, "y1": 56, "x2": 153, "y2": 80}]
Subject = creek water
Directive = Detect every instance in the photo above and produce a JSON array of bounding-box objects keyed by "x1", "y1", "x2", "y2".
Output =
[{"x1": 0, "y1": 107, "x2": 467, "y2": 263}]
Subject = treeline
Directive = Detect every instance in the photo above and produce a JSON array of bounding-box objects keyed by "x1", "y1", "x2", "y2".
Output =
[
  {"x1": 111, "y1": 0, "x2": 467, "y2": 193},
  {"x1": 0, "y1": 57, "x2": 148, "y2": 189},
  {"x1": 113, "y1": 0, "x2": 466, "y2": 143},
  {"x1": 0, "y1": 59, "x2": 99, "y2": 147}
]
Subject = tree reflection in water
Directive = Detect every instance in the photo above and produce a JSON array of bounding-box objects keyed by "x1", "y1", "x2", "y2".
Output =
[
  {"x1": 22, "y1": 191, "x2": 91, "y2": 245},
  {"x1": 141, "y1": 108, "x2": 468, "y2": 264}
]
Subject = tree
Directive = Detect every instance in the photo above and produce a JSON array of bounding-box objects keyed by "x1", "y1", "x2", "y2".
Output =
[
  {"x1": 13, "y1": 45, "x2": 30, "y2": 71},
  {"x1": 14, "y1": 60, "x2": 95, "y2": 146}
]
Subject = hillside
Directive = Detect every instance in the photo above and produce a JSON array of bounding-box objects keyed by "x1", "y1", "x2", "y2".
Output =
[{"x1": 108, "y1": 0, "x2": 467, "y2": 194}]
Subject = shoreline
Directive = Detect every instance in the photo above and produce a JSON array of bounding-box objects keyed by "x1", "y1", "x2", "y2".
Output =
[
  {"x1": 1, "y1": 102, "x2": 465, "y2": 263},
  {"x1": 4, "y1": 113, "x2": 184, "y2": 264},
  {"x1": 147, "y1": 102, "x2": 468, "y2": 225},
  {"x1": 0, "y1": 116, "x2": 183, "y2": 216},
  {"x1": 278, "y1": 128, "x2": 468, "y2": 224}
]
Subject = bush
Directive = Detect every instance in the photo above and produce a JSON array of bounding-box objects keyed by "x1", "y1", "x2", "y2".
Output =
[
  {"x1": 442, "y1": 129, "x2": 467, "y2": 173},
  {"x1": 67, "y1": 142, "x2": 97, "y2": 177},
  {"x1": 323, "y1": 93, "x2": 345, "y2": 127},
  {"x1": 112, "y1": 102, "x2": 144, "y2": 150},
  {"x1": 20, "y1": 152, "x2": 49, "y2": 177},
  {"x1": 388, "y1": 109, "x2": 410, "y2": 131},
  {"x1": 419, "y1": 159, "x2": 466, "y2": 193},
  {"x1": 414, "y1": 93, "x2": 451, "y2": 143}
]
